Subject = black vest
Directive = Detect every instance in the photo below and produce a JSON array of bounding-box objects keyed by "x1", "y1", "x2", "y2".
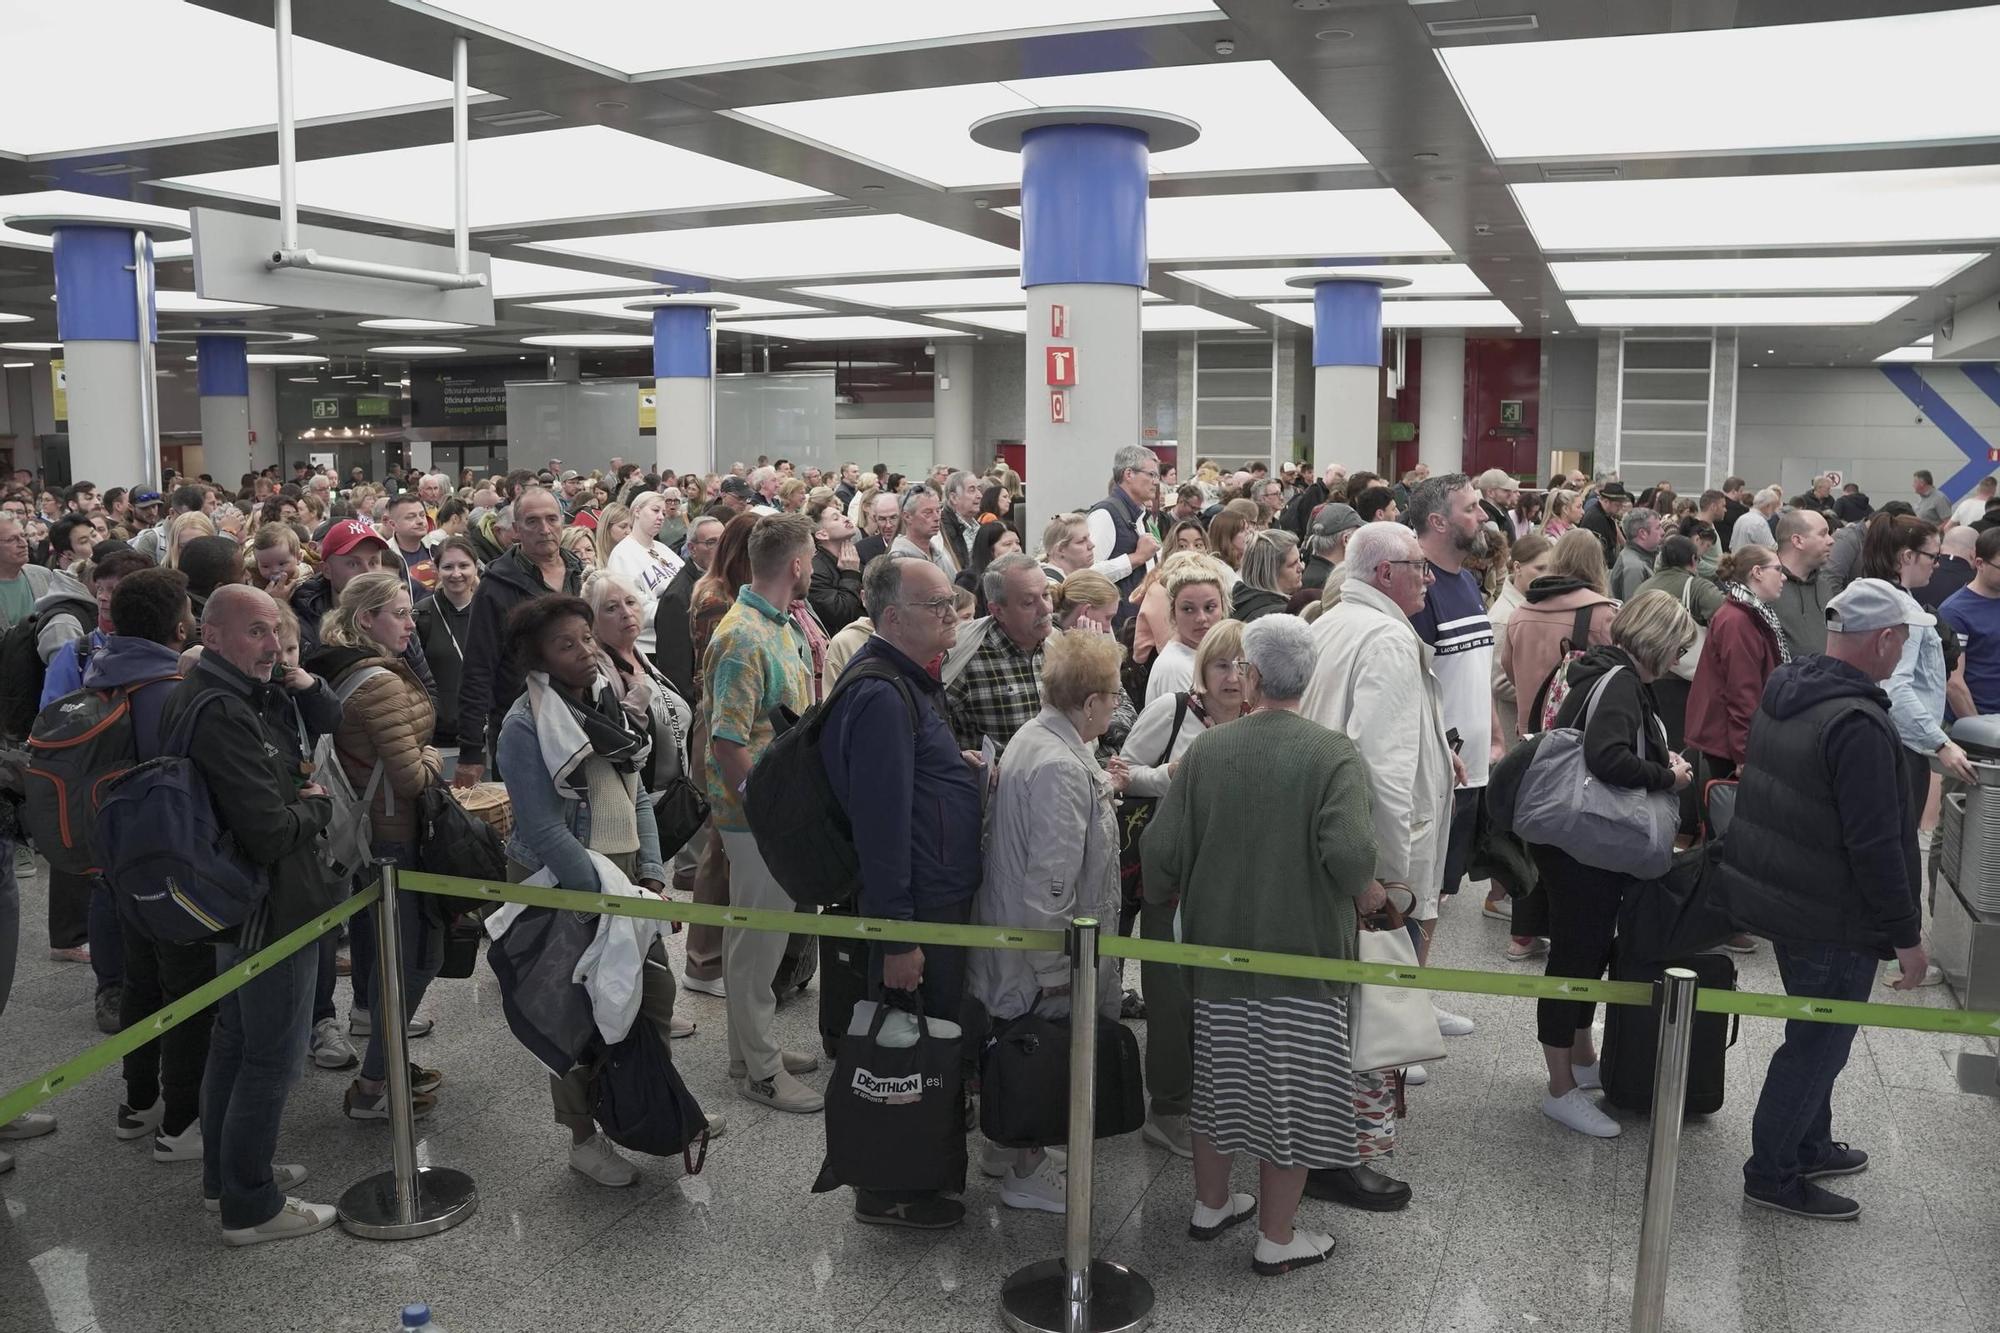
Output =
[
  {"x1": 1713, "y1": 692, "x2": 1904, "y2": 958},
  {"x1": 1088, "y1": 489, "x2": 1147, "y2": 623}
]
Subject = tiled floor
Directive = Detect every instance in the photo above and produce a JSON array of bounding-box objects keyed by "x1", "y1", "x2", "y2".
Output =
[{"x1": 3, "y1": 858, "x2": 1996, "y2": 1333}]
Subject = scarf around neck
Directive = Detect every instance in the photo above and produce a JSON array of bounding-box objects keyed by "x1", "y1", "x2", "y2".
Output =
[
  {"x1": 1725, "y1": 580, "x2": 1792, "y2": 664},
  {"x1": 524, "y1": 669, "x2": 650, "y2": 799}
]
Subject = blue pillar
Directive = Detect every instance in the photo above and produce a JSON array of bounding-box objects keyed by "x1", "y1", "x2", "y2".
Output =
[
  {"x1": 50, "y1": 224, "x2": 161, "y2": 488},
  {"x1": 197, "y1": 334, "x2": 254, "y2": 483},
  {"x1": 650, "y1": 305, "x2": 713, "y2": 380},
  {"x1": 1310, "y1": 281, "x2": 1386, "y2": 368},
  {"x1": 1290, "y1": 273, "x2": 1405, "y2": 481},
  {"x1": 631, "y1": 297, "x2": 737, "y2": 475}
]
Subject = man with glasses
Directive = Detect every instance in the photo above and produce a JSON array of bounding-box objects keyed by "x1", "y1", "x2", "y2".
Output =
[
  {"x1": 1086, "y1": 445, "x2": 1162, "y2": 627},
  {"x1": 819, "y1": 553, "x2": 985, "y2": 1229},
  {"x1": 942, "y1": 552, "x2": 1054, "y2": 758},
  {"x1": 0, "y1": 515, "x2": 51, "y2": 631}
]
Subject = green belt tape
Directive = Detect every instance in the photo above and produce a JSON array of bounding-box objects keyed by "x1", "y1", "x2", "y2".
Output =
[
  {"x1": 1698, "y1": 987, "x2": 2000, "y2": 1037},
  {"x1": 0, "y1": 886, "x2": 380, "y2": 1129}
]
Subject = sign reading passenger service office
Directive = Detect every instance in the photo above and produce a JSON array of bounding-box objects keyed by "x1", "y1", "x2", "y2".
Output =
[{"x1": 411, "y1": 364, "x2": 511, "y2": 428}]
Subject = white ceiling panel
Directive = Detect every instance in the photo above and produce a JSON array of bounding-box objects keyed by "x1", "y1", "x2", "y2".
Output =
[
  {"x1": 1172, "y1": 264, "x2": 1488, "y2": 300},
  {"x1": 718, "y1": 316, "x2": 972, "y2": 342},
  {"x1": 1569, "y1": 296, "x2": 1916, "y2": 327},
  {"x1": 931, "y1": 304, "x2": 1250, "y2": 333},
  {"x1": 1550, "y1": 254, "x2": 1987, "y2": 294},
  {"x1": 525, "y1": 295, "x2": 827, "y2": 322},
  {"x1": 1148, "y1": 191, "x2": 1450, "y2": 262},
  {"x1": 0, "y1": 1, "x2": 457, "y2": 156},
  {"x1": 1441, "y1": 8, "x2": 2000, "y2": 162},
  {"x1": 1514, "y1": 167, "x2": 2000, "y2": 253},
  {"x1": 0, "y1": 192, "x2": 194, "y2": 260},
  {"x1": 487, "y1": 259, "x2": 665, "y2": 300},
  {"x1": 526, "y1": 214, "x2": 1018, "y2": 283},
  {"x1": 414, "y1": 1, "x2": 1217, "y2": 77},
  {"x1": 1260, "y1": 300, "x2": 1523, "y2": 330},
  {"x1": 790, "y1": 277, "x2": 1171, "y2": 308},
  {"x1": 161, "y1": 127, "x2": 824, "y2": 231},
  {"x1": 735, "y1": 62, "x2": 1361, "y2": 189}
]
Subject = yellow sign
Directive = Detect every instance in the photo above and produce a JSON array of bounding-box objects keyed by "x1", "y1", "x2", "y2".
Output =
[
  {"x1": 638, "y1": 387, "x2": 657, "y2": 432},
  {"x1": 50, "y1": 359, "x2": 66, "y2": 421}
]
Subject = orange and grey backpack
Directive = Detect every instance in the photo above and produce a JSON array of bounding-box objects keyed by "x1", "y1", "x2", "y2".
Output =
[{"x1": 21, "y1": 672, "x2": 179, "y2": 876}]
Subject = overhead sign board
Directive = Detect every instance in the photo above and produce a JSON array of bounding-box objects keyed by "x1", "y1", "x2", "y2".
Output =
[
  {"x1": 411, "y1": 364, "x2": 510, "y2": 428},
  {"x1": 311, "y1": 398, "x2": 341, "y2": 420},
  {"x1": 355, "y1": 395, "x2": 393, "y2": 419},
  {"x1": 190, "y1": 207, "x2": 496, "y2": 324}
]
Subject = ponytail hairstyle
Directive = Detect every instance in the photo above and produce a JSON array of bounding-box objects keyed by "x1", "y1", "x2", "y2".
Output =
[
  {"x1": 319, "y1": 570, "x2": 406, "y2": 651},
  {"x1": 1859, "y1": 512, "x2": 1937, "y2": 583},
  {"x1": 1715, "y1": 543, "x2": 1773, "y2": 585}
]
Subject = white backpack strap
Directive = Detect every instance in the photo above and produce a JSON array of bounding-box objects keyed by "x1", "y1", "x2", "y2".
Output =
[{"x1": 333, "y1": 666, "x2": 394, "y2": 813}]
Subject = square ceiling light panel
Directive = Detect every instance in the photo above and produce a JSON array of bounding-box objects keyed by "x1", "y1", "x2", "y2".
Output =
[
  {"x1": 1260, "y1": 300, "x2": 1523, "y2": 330},
  {"x1": 1550, "y1": 254, "x2": 1988, "y2": 294},
  {"x1": 932, "y1": 305, "x2": 1251, "y2": 333},
  {"x1": 0, "y1": 192, "x2": 194, "y2": 259},
  {"x1": 1515, "y1": 167, "x2": 2000, "y2": 253},
  {"x1": 1148, "y1": 192, "x2": 1450, "y2": 264},
  {"x1": 488, "y1": 259, "x2": 666, "y2": 300},
  {"x1": 717, "y1": 316, "x2": 971, "y2": 342},
  {"x1": 0, "y1": 1, "x2": 456, "y2": 155},
  {"x1": 1876, "y1": 345, "x2": 1934, "y2": 363},
  {"x1": 414, "y1": 0, "x2": 1216, "y2": 76},
  {"x1": 1569, "y1": 296, "x2": 1916, "y2": 327},
  {"x1": 735, "y1": 63, "x2": 1361, "y2": 190},
  {"x1": 528, "y1": 214, "x2": 1018, "y2": 283},
  {"x1": 1173, "y1": 264, "x2": 1490, "y2": 301},
  {"x1": 789, "y1": 277, "x2": 1169, "y2": 308},
  {"x1": 525, "y1": 295, "x2": 827, "y2": 321},
  {"x1": 1440, "y1": 7, "x2": 2000, "y2": 161},
  {"x1": 161, "y1": 127, "x2": 825, "y2": 232}
]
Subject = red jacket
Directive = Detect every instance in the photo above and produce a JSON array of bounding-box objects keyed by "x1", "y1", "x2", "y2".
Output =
[{"x1": 1685, "y1": 598, "x2": 1783, "y2": 765}]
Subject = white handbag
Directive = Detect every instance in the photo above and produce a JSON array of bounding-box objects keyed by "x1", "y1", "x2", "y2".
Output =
[
  {"x1": 1347, "y1": 888, "x2": 1449, "y2": 1075},
  {"x1": 1669, "y1": 574, "x2": 1707, "y2": 682}
]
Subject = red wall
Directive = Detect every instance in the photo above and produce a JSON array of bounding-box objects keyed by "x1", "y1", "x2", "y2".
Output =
[{"x1": 1464, "y1": 337, "x2": 1540, "y2": 479}]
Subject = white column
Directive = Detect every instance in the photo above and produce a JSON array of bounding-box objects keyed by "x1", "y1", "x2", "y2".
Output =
[
  {"x1": 1024, "y1": 284, "x2": 1141, "y2": 541},
  {"x1": 1419, "y1": 335, "x2": 1465, "y2": 476},
  {"x1": 933, "y1": 341, "x2": 978, "y2": 476},
  {"x1": 247, "y1": 367, "x2": 280, "y2": 473},
  {"x1": 656, "y1": 377, "x2": 713, "y2": 477},
  {"x1": 1312, "y1": 364, "x2": 1380, "y2": 481},
  {"x1": 199, "y1": 394, "x2": 253, "y2": 485}
]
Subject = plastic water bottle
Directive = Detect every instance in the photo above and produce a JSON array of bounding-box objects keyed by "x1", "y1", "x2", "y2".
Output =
[{"x1": 400, "y1": 1305, "x2": 444, "y2": 1333}]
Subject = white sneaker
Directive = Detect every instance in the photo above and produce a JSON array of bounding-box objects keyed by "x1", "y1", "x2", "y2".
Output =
[
  {"x1": 1402, "y1": 1064, "x2": 1429, "y2": 1086},
  {"x1": 153, "y1": 1123, "x2": 203, "y2": 1162},
  {"x1": 727, "y1": 1050, "x2": 818, "y2": 1079},
  {"x1": 980, "y1": 1142, "x2": 1065, "y2": 1178},
  {"x1": 1143, "y1": 1112, "x2": 1194, "y2": 1159},
  {"x1": 569, "y1": 1133, "x2": 640, "y2": 1187},
  {"x1": 1571, "y1": 1062, "x2": 1603, "y2": 1092},
  {"x1": 220, "y1": 1196, "x2": 337, "y2": 1247},
  {"x1": 1189, "y1": 1191, "x2": 1257, "y2": 1241},
  {"x1": 1505, "y1": 937, "x2": 1549, "y2": 962},
  {"x1": 348, "y1": 1009, "x2": 433, "y2": 1039},
  {"x1": 310, "y1": 1018, "x2": 359, "y2": 1071},
  {"x1": 115, "y1": 1101, "x2": 164, "y2": 1141},
  {"x1": 205, "y1": 1164, "x2": 307, "y2": 1212},
  {"x1": 0, "y1": 1112, "x2": 57, "y2": 1141},
  {"x1": 1252, "y1": 1228, "x2": 1335, "y2": 1277},
  {"x1": 738, "y1": 1068, "x2": 823, "y2": 1114},
  {"x1": 1882, "y1": 963, "x2": 1945, "y2": 988},
  {"x1": 1000, "y1": 1152, "x2": 1067, "y2": 1214},
  {"x1": 668, "y1": 1014, "x2": 697, "y2": 1039},
  {"x1": 681, "y1": 973, "x2": 727, "y2": 998},
  {"x1": 1542, "y1": 1088, "x2": 1621, "y2": 1138},
  {"x1": 1433, "y1": 1007, "x2": 1476, "y2": 1037},
  {"x1": 1481, "y1": 897, "x2": 1513, "y2": 921}
]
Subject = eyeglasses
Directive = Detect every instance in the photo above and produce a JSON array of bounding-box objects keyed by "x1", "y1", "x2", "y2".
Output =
[
  {"x1": 1210, "y1": 659, "x2": 1247, "y2": 675},
  {"x1": 898, "y1": 594, "x2": 959, "y2": 618},
  {"x1": 1913, "y1": 548, "x2": 1941, "y2": 564},
  {"x1": 1382, "y1": 559, "x2": 1430, "y2": 574}
]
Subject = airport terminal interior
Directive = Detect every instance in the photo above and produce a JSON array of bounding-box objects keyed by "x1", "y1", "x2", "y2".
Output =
[{"x1": 4, "y1": 2, "x2": 2000, "y2": 1331}]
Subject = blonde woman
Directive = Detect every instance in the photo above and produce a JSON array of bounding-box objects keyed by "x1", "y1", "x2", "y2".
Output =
[
  {"x1": 846, "y1": 472, "x2": 880, "y2": 527},
  {"x1": 163, "y1": 511, "x2": 217, "y2": 569},
  {"x1": 1147, "y1": 555, "x2": 1230, "y2": 704},
  {"x1": 607, "y1": 492, "x2": 688, "y2": 664},
  {"x1": 1542, "y1": 489, "x2": 1579, "y2": 539},
  {"x1": 777, "y1": 477, "x2": 807, "y2": 514},
  {"x1": 560, "y1": 523, "x2": 600, "y2": 570},
  {"x1": 593, "y1": 504, "x2": 635, "y2": 568}
]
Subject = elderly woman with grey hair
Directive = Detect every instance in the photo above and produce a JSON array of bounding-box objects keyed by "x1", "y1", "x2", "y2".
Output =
[{"x1": 1142, "y1": 614, "x2": 1383, "y2": 1277}]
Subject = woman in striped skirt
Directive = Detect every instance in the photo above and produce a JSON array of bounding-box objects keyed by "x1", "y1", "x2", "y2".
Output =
[{"x1": 1141, "y1": 614, "x2": 1384, "y2": 1277}]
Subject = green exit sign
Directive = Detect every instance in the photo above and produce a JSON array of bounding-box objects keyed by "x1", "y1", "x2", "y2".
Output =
[
  {"x1": 1381, "y1": 420, "x2": 1416, "y2": 444},
  {"x1": 311, "y1": 398, "x2": 341, "y2": 420},
  {"x1": 356, "y1": 395, "x2": 392, "y2": 418}
]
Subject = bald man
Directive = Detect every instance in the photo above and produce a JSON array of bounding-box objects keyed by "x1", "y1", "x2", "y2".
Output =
[{"x1": 159, "y1": 584, "x2": 342, "y2": 1244}]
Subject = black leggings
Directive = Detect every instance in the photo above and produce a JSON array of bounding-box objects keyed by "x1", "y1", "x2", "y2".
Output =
[{"x1": 1531, "y1": 845, "x2": 1633, "y2": 1049}]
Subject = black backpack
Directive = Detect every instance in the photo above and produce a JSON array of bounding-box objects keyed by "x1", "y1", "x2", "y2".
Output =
[
  {"x1": 0, "y1": 600, "x2": 94, "y2": 739},
  {"x1": 743, "y1": 657, "x2": 918, "y2": 908},
  {"x1": 590, "y1": 1020, "x2": 709, "y2": 1173}
]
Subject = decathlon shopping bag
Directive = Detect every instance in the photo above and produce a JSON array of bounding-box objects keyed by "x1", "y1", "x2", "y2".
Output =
[{"x1": 814, "y1": 994, "x2": 966, "y2": 1196}]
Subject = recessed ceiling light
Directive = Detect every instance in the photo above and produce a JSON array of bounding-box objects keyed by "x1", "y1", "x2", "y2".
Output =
[
  {"x1": 0, "y1": 314, "x2": 30, "y2": 325},
  {"x1": 3, "y1": 360, "x2": 33, "y2": 368},
  {"x1": 358, "y1": 318, "x2": 478, "y2": 331},
  {"x1": 368, "y1": 344, "x2": 468, "y2": 355},
  {"x1": 714, "y1": 316, "x2": 971, "y2": 342},
  {"x1": 1568, "y1": 296, "x2": 1915, "y2": 327},
  {"x1": 243, "y1": 354, "x2": 327, "y2": 365},
  {"x1": 594, "y1": 100, "x2": 627, "y2": 111},
  {"x1": 1314, "y1": 28, "x2": 1353, "y2": 41},
  {"x1": 1260, "y1": 300, "x2": 1522, "y2": 329},
  {"x1": 519, "y1": 333, "x2": 654, "y2": 348},
  {"x1": 1549, "y1": 254, "x2": 1985, "y2": 294},
  {"x1": 1171, "y1": 265, "x2": 1489, "y2": 301}
]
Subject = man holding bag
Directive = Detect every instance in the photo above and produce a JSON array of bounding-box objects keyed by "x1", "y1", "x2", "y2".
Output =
[{"x1": 819, "y1": 554, "x2": 985, "y2": 1228}]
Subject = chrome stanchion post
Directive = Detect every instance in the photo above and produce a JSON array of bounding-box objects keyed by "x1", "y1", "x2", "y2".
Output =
[
  {"x1": 1630, "y1": 967, "x2": 1698, "y2": 1333},
  {"x1": 338, "y1": 861, "x2": 478, "y2": 1239},
  {"x1": 1000, "y1": 917, "x2": 1154, "y2": 1333}
]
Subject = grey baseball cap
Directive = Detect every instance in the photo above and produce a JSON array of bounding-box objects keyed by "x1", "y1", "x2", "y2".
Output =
[{"x1": 1825, "y1": 577, "x2": 1935, "y2": 633}]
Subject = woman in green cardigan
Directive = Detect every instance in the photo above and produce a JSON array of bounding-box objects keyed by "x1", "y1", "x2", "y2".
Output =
[{"x1": 1142, "y1": 613, "x2": 1383, "y2": 1278}]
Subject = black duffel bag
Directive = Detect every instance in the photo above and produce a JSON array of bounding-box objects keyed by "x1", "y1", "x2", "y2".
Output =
[
  {"x1": 980, "y1": 1011, "x2": 1145, "y2": 1149},
  {"x1": 1616, "y1": 841, "x2": 1737, "y2": 968}
]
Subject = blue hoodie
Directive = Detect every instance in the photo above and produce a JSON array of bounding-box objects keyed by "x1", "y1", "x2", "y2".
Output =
[{"x1": 79, "y1": 636, "x2": 184, "y2": 758}]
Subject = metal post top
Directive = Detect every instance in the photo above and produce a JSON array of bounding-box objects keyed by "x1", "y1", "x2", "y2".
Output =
[
  {"x1": 625, "y1": 295, "x2": 740, "y2": 314},
  {"x1": 969, "y1": 106, "x2": 1201, "y2": 153},
  {"x1": 1284, "y1": 272, "x2": 1414, "y2": 292},
  {"x1": 5, "y1": 214, "x2": 190, "y2": 242}
]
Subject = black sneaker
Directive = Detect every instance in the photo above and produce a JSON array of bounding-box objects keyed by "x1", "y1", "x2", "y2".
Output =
[
  {"x1": 1799, "y1": 1142, "x2": 1869, "y2": 1180},
  {"x1": 1743, "y1": 1180, "x2": 1861, "y2": 1220},
  {"x1": 94, "y1": 987, "x2": 122, "y2": 1036},
  {"x1": 854, "y1": 1191, "x2": 965, "y2": 1230}
]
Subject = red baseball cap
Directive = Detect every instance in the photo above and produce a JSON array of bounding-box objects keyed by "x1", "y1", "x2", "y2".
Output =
[{"x1": 321, "y1": 519, "x2": 390, "y2": 559}]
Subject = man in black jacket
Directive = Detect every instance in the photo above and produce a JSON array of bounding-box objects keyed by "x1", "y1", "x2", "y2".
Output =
[
  {"x1": 1578, "y1": 482, "x2": 1630, "y2": 566},
  {"x1": 452, "y1": 487, "x2": 585, "y2": 787},
  {"x1": 657, "y1": 516, "x2": 720, "y2": 703},
  {"x1": 809, "y1": 500, "x2": 865, "y2": 635},
  {"x1": 162, "y1": 584, "x2": 337, "y2": 1244},
  {"x1": 1715, "y1": 578, "x2": 1931, "y2": 1223}
]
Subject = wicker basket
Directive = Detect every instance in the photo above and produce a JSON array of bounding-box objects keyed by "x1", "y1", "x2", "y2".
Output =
[{"x1": 448, "y1": 782, "x2": 513, "y2": 843}]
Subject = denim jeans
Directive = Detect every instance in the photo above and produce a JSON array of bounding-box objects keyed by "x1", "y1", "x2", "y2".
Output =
[
  {"x1": 201, "y1": 939, "x2": 317, "y2": 1230},
  {"x1": 358, "y1": 841, "x2": 439, "y2": 1083},
  {"x1": 1743, "y1": 941, "x2": 1879, "y2": 1199}
]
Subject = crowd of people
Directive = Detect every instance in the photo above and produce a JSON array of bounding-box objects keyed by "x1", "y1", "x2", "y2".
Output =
[{"x1": 0, "y1": 444, "x2": 1988, "y2": 1264}]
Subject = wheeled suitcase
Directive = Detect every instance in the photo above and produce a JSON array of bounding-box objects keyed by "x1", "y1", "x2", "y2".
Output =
[
  {"x1": 1601, "y1": 948, "x2": 1738, "y2": 1116},
  {"x1": 772, "y1": 924, "x2": 820, "y2": 1005},
  {"x1": 818, "y1": 902, "x2": 870, "y2": 1058}
]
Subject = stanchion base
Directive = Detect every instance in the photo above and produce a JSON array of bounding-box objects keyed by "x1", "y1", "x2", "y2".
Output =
[
  {"x1": 337, "y1": 1166, "x2": 479, "y2": 1240},
  {"x1": 1000, "y1": 1258, "x2": 1154, "y2": 1333}
]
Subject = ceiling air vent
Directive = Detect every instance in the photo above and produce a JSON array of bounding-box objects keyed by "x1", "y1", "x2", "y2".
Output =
[
  {"x1": 1541, "y1": 165, "x2": 1620, "y2": 181},
  {"x1": 1427, "y1": 14, "x2": 1539, "y2": 38},
  {"x1": 76, "y1": 162, "x2": 146, "y2": 177},
  {"x1": 473, "y1": 108, "x2": 561, "y2": 128},
  {"x1": 814, "y1": 203, "x2": 874, "y2": 216}
]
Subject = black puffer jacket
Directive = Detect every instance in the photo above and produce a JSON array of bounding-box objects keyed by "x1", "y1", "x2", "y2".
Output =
[{"x1": 1551, "y1": 645, "x2": 1675, "y2": 793}]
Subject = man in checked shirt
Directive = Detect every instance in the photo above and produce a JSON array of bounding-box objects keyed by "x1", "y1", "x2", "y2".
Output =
[{"x1": 942, "y1": 552, "x2": 1054, "y2": 759}]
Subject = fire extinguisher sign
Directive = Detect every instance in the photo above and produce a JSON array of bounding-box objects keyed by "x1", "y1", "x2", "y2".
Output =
[{"x1": 1045, "y1": 346, "x2": 1077, "y2": 387}]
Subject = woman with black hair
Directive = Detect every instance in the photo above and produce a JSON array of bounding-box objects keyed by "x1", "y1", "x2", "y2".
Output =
[{"x1": 954, "y1": 519, "x2": 1022, "y2": 617}]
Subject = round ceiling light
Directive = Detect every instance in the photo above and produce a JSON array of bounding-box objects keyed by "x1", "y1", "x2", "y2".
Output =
[
  {"x1": 0, "y1": 341, "x2": 60, "y2": 351},
  {"x1": 246, "y1": 353, "x2": 328, "y2": 366},
  {"x1": 357, "y1": 318, "x2": 478, "y2": 332},
  {"x1": 519, "y1": 333, "x2": 652, "y2": 349},
  {"x1": 367, "y1": 344, "x2": 468, "y2": 355},
  {"x1": 0, "y1": 313, "x2": 32, "y2": 325}
]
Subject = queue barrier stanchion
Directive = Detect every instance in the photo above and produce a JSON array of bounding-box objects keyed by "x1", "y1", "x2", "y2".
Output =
[
  {"x1": 1629, "y1": 967, "x2": 1698, "y2": 1333},
  {"x1": 336, "y1": 860, "x2": 479, "y2": 1240},
  {"x1": 999, "y1": 917, "x2": 1154, "y2": 1333}
]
